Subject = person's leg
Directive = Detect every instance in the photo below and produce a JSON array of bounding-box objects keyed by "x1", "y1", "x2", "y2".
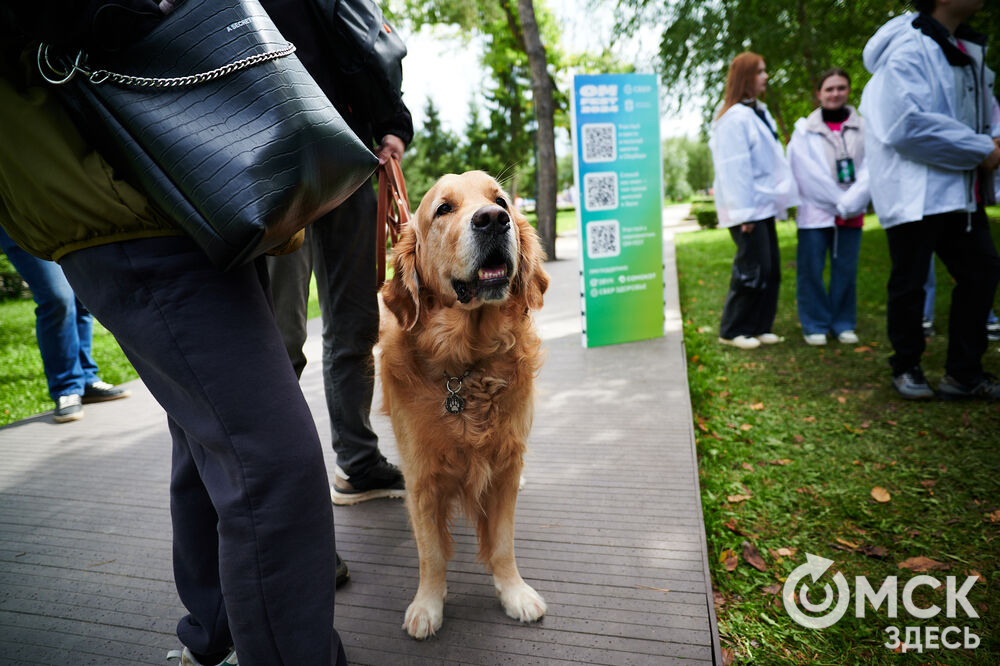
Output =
[
  {"x1": 60, "y1": 237, "x2": 346, "y2": 666},
  {"x1": 796, "y1": 227, "x2": 833, "y2": 335},
  {"x1": 933, "y1": 208, "x2": 1000, "y2": 384},
  {"x1": 720, "y1": 223, "x2": 766, "y2": 340},
  {"x1": 310, "y1": 185, "x2": 382, "y2": 475},
  {"x1": 752, "y1": 218, "x2": 781, "y2": 336},
  {"x1": 264, "y1": 232, "x2": 313, "y2": 379},
  {"x1": 0, "y1": 228, "x2": 86, "y2": 399},
  {"x1": 830, "y1": 226, "x2": 862, "y2": 336},
  {"x1": 885, "y1": 220, "x2": 935, "y2": 376}
]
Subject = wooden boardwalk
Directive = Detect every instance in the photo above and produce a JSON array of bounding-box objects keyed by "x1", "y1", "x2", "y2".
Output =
[{"x1": 0, "y1": 208, "x2": 720, "y2": 665}]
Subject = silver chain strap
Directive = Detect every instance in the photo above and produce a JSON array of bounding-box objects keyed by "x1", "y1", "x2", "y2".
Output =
[{"x1": 38, "y1": 43, "x2": 296, "y2": 88}]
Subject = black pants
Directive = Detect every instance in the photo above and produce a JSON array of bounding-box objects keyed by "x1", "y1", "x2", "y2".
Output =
[
  {"x1": 266, "y1": 182, "x2": 382, "y2": 477},
  {"x1": 61, "y1": 237, "x2": 347, "y2": 666},
  {"x1": 720, "y1": 218, "x2": 781, "y2": 339},
  {"x1": 885, "y1": 207, "x2": 1000, "y2": 383}
]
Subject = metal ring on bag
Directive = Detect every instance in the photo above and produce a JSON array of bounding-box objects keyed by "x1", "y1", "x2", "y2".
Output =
[{"x1": 37, "y1": 45, "x2": 79, "y2": 85}]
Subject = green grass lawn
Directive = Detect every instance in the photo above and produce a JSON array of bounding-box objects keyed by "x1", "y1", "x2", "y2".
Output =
[{"x1": 676, "y1": 217, "x2": 1000, "y2": 664}]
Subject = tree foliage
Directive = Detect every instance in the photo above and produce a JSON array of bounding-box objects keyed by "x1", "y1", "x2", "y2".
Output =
[{"x1": 615, "y1": 0, "x2": 919, "y2": 141}]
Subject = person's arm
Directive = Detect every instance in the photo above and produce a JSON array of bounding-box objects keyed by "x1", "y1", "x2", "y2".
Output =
[
  {"x1": 711, "y1": 112, "x2": 757, "y2": 228},
  {"x1": 375, "y1": 134, "x2": 405, "y2": 164},
  {"x1": 787, "y1": 127, "x2": 845, "y2": 214},
  {"x1": 874, "y1": 54, "x2": 994, "y2": 170}
]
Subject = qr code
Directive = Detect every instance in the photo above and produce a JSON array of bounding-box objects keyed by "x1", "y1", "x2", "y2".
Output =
[
  {"x1": 586, "y1": 220, "x2": 620, "y2": 259},
  {"x1": 584, "y1": 171, "x2": 618, "y2": 211},
  {"x1": 582, "y1": 123, "x2": 616, "y2": 163}
]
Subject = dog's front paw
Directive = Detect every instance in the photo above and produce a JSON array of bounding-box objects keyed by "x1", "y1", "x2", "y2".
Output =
[
  {"x1": 403, "y1": 597, "x2": 444, "y2": 639},
  {"x1": 497, "y1": 581, "x2": 546, "y2": 623}
]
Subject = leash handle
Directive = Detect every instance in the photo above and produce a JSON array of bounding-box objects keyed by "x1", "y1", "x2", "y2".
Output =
[{"x1": 377, "y1": 156, "x2": 411, "y2": 289}]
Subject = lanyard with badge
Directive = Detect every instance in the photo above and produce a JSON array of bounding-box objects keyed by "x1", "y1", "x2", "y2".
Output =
[{"x1": 834, "y1": 131, "x2": 855, "y2": 184}]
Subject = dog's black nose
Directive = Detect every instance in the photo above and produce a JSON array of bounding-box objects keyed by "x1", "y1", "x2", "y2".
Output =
[{"x1": 471, "y1": 205, "x2": 510, "y2": 235}]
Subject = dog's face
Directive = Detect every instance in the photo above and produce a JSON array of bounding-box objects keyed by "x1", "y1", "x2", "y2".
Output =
[{"x1": 384, "y1": 171, "x2": 547, "y2": 329}]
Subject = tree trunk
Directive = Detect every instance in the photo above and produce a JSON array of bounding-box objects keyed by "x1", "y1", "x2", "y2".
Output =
[{"x1": 513, "y1": 0, "x2": 557, "y2": 260}]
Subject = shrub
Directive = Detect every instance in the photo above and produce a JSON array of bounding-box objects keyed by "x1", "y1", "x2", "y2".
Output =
[
  {"x1": 690, "y1": 202, "x2": 719, "y2": 229},
  {"x1": 0, "y1": 252, "x2": 31, "y2": 301}
]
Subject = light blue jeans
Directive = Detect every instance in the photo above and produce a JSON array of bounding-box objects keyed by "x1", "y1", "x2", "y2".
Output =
[
  {"x1": 0, "y1": 226, "x2": 99, "y2": 399},
  {"x1": 796, "y1": 226, "x2": 862, "y2": 336}
]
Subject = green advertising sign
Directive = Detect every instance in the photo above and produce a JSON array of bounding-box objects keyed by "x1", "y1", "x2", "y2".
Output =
[{"x1": 571, "y1": 73, "x2": 665, "y2": 347}]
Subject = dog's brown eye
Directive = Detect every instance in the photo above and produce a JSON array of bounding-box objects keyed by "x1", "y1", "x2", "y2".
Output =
[
  {"x1": 435, "y1": 202, "x2": 452, "y2": 217},
  {"x1": 495, "y1": 197, "x2": 507, "y2": 209}
]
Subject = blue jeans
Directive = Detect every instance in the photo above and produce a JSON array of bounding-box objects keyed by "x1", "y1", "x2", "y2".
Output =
[
  {"x1": 0, "y1": 226, "x2": 99, "y2": 399},
  {"x1": 796, "y1": 226, "x2": 862, "y2": 336}
]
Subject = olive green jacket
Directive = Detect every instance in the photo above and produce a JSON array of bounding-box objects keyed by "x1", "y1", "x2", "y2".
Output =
[{"x1": 0, "y1": 53, "x2": 178, "y2": 262}]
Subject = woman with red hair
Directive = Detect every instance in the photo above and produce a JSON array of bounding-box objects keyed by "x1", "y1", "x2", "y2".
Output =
[{"x1": 710, "y1": 52, "x2": 798, "y2": 350}]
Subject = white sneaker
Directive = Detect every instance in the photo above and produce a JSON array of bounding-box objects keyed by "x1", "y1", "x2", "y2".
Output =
[
  {"x1": 719, "y1": 335, "x2": 760, "y2": 350},
  {"x1": 757, "y1": 333, "x2": 784, "y2": 344},
  {"x1": 837, "y1": 330, "x2": 859, "y2": 344},
  {"x1": 803, "y1": 333, "x2": 827, "y2": 346}
]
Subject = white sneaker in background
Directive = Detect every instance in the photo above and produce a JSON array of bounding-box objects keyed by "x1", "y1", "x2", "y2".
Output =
[{"x1": 803, "y1": 333, "x2": 827, "y2": 346}]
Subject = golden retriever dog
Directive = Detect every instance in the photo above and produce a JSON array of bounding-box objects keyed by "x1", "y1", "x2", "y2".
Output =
[{"x1": 379, "y1": 170, "x2": 550, "y2": 639}]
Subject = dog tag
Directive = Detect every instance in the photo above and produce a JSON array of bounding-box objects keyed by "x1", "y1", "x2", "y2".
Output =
[{"x1": 445, "y1": 394, "x2": 465, "y2": 414}]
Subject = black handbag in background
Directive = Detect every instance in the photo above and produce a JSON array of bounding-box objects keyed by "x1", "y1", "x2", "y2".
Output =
[
  {"x1": 39, "y1": 0, "x2": 378, "y2": 270},
  {"x1": 309, "y1": 0, "x2": 407, "y2": 120}
]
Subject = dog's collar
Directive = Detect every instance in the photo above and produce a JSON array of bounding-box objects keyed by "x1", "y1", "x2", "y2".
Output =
[{"x1": 443, "y1": 369, "x2": 472, "y2": 414}]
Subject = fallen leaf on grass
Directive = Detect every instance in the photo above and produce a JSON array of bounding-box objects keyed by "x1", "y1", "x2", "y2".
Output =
[
  {"x1": 713, "y1": 590, "x2": 726, "y2": 608},
  {"x1": 721, "y1": 646, "x2": 735, "y2": 666},
  {"x1": 987, "y1": 510, "x2": 1000, "y2": 523},
  {"x1": 761, "y1": 583, "x2": 782, "y2": 595},
  {"x1": 723, "y1": 519, "x2": 747, "y2": 535},
  {"x1": 968, "y1": 570, "x2": 985, "y2": 583},
  {"x1": 919, "y1": 479, "x2": 938, "y2": 488},
  {"x1": 636, "y1": 584, "x2": 670, "y2": 593},
  {"x1": 721, "y1": 549, "x2": 739, "y2": 571},
  {"x1": 859, "y1": 545, "x2": 888, "y2": 559},
  {"x1": 727, "y1": 494, "x2": 752, "y2": 504},
  {"x1": 793, "y1": 434, "x2": 804, "y2": 443},
  {"x1": 871, "y1": 486, "x2": 891, "y2": 503},
  {"x1": 836, "y1": 537, "x2": 860, "y2": 550},
  {"x1": 741, "y1": 462, "x2": 755, "y2": 472},
  {"x1": 749, "y1": 402, "x2": 764, "y2": 410},
  {"x1": 742, "y1": 541, "x2": 767, "y2": 572},
  {"x1": 853, "y1": 346, "x2": 873, "y2": 353},
  {"x1": 837, "y1": 396, "x2": 847, "y2": 404},
  {"x1": 739, "y1": 423, "x2": 753, "y2": 431},
  {"x1": 773, "y1": 547, "x2": 797, "y2": 557},
  {"x1": 769, "y1": 458, "x2": 793, "y2": 466},
  {"x1": 803, "y1": 416, "x2": 816, "y2": 422},
  {"x1": 898, "y1": 556, "x2": 950, "y2": 572}
]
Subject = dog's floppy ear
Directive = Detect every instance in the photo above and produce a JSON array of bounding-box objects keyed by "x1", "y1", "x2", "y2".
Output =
[
  {"x1": 512, "y1": 212, "x2": 549, "y2": 311},
  {"x1": 383, "y1": 226, "x2": 421, "y2": 330}
]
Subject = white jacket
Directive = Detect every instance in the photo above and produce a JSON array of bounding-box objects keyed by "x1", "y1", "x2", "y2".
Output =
[
  {"x1": 859, "y1": 13, "x2": 998, "y2": 229},
  {"x1": 709, "y1": 102, "x2": 798, "y2": 227},
  {"x1": 787, "y1": 106, "x2": 871, "y2": 229}
]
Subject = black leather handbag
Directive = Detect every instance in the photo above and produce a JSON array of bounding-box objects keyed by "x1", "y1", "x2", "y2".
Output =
[{"x1": 38, "y1": 0, "x2": 378, "y2": 270}]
